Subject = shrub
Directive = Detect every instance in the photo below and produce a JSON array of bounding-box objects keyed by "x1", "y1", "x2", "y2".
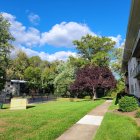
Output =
[
  {"x1": 84, "y1": 96, "x2": 91, "y2": 100},
  {"x1": 119, "y1": 96, "x2": 138, "y2": 112},
  {"x1": 135, "y1": 109, "x2": 140, "y2": 118},
  {"x1": 115, "y1": 90, "x2": 127, "y2": 105}
]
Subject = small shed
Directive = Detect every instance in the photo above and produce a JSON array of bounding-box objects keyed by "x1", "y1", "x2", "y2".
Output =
[{"x1": 3, "y1": 80, "x2": 28, "y2": 96}]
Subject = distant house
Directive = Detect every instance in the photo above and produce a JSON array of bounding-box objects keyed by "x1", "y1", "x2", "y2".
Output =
[
  {"x1": 122, "y1": 0, "x2": 140, "y2": 98},
  {"x1": 3, "y1": 80, "x2": 28, "y2": 96}
]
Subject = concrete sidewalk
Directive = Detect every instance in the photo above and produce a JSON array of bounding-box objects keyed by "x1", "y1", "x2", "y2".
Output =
[{"x1": 56, "y1": 100, "x2": 112, "y2": 140}]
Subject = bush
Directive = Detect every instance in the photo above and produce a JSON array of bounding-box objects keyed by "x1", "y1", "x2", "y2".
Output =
[
  {"x1": 135, "y1": 109, "x2": 140, "y2": 118},
  {"x1": 119, "y1": 96, "x2": 138, "y2": 112},
  {"x1": 84, "y1": 96, "x2": 91, "y2": 100},
  {"x1": 115, "y1": 90, "x2": 127, "y2": 105}
]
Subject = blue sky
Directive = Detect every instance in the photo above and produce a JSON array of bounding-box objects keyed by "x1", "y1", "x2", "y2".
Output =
[{"x1": 0, "y1": 0, "x2": 131, "y2": 61}]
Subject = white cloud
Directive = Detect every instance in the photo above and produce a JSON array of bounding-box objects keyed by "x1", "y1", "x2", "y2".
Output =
[
  {"x1": 41, "y1": 22, "x2": 95, "y2": 47},
  {"x1": 2, "y1": 12, "x2": 96, "y2": 48},
  {"x1": 2, "y1": 12, "x2": 41, "y2": 47},
  {"x1": 109, "y1": 35, "x2": 123, "y2": 48},
  {"x1": 2, "y1": 12, "x2": 125, "y2": 62},
  {"x1": 44, "y1": 51, "x2": 77, "y2": 61},
  {"x1": 28, "y1": 13, "x2": 40, "y2": 25},
  {"x1": 2, "y1": 12, "x2": 124, "y2": 49},
  {"x1": 11, "y1": 46, "x2": 77, "y2": 62}
]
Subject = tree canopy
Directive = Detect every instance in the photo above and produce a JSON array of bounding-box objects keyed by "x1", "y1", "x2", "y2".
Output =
[
  {"x1": 11, "y1": 51, "x2": 29, "y2": 80},
  {"x1": 111, "y1": 46, "x2": 124, "y2": 78},
  {"x1": 73, "y1": 34, "x2": 115, "y2": 67},
  {"x1": 53, "y1": 61, "x2": 75, "y2": 96},
  {"x1": 0, "y1": 14, "x2": 14, "y2": 91},
  {"x1": 0, "y1": 14, "x2": 14, "y2": 68},
  {"x1": 0, "y1": 30, "x2": 119, "y2": 98},
  {"x1": 110, "y1": 46, "x2": 125, "y2": 97},
  {"x1": 24, "y1": 66, "x2": 41, "y2": 89},
  {"x1": 70, "y1": 65, "x2": 116, "y2": 99}
]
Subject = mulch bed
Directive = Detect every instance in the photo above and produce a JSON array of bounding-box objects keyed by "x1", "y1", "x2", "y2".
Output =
[{"x1": 110, "y1": 109, "x2": 140, "y2": 126}]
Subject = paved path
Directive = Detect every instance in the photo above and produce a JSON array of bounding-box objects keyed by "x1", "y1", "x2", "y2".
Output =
[{"x1": 56, "y1": 100, "x2": 112, "y2": 140}]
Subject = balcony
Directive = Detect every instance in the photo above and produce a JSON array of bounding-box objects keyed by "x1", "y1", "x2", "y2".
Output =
[{"x1": 133, "y1": 64, "x2": 140, "y2": 79}]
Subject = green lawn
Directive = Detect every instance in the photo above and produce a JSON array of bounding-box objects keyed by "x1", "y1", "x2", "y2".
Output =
[
  {"x1": 94, "y1": 100, "x2": 140, "y2": 140},
  {"x1": 0, "y1": 98, "x2": 104, "y2": 140},
  {"x1": 108, "y1": 98, "x2": 118, "y2": 111}
]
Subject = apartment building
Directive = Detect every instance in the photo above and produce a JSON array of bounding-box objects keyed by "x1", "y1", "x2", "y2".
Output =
[{"x1": 122, "y1": 0, "x2": 140, "y2": 98}]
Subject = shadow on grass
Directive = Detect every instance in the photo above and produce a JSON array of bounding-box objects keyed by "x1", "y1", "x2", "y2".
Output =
[
  {"x1": 0, "y1": 107, "x2": 9, "y2": 109},
  {"x1": 0, "y1": 106, "x2": 35, "y2": 110},
  {"x1": 94, "y1": 98, "x2": 101, "y2": 101},
  {"x1": 0, "y1": 104, "x2": 9, "y2": 110},
  {"x1": 27, "y1": 105, "x2": 35, "y2": 109},
  {"x1": 74, "y1": 100, "x2": 91, "y2": 102},
  {"x1": 101, "y1": 97, "x2": 113, "y2": 100},
  {"x1": 57, "y1": 97, "x2": 113, "y2": 103},
  {"x1": 75, "y1": 98, "x2": 103, "y2": 102}
]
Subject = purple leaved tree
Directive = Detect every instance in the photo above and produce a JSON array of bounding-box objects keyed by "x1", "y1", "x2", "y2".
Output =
[{"x1": 70, "y1": 65, "x2": 116, "y2": 99}]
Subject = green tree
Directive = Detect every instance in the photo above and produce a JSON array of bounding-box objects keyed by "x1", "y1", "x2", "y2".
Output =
[
  {"x1": 109, "y1": 46, "x2": 125, "y2": 97},
  {"x1": 41, "y1": 64, "x2": 57, "y2": 94},
  {"x1": 111, "y1": 46, "x2": 124, "y2": 78},
  {"x1": 0, "y1": 68, "x2": 5, "y2": 91},
  {"x1": 73, "y1": 34, "x2": 115, "y2": 67},
  {"x1": 29, "y1": 56, "x2": 42, "y2": 67},
  {"x1": 6, "y1": 59, "x2": 15, "y2": 80},
  {"x1": 0, "y1": 14, "x2": 14, "y2": 91},
  {"x1": 40, "y1": 60, "x2": 50, "y2": 70},
  {"x1": 11, "y1": 51, "x2": 29, "y2": 79},
  {"x1": 53, "y1": 61, "x2": 75, "y2": 96},
  {"x1": 69, "y1": 56, "x2": 89, "y2": 69},
  {"x1": 24, "y1": 66, "x2": 41, "y2": 90}
]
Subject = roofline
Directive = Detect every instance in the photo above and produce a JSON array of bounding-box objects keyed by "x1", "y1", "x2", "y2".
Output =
[{"x1": 122, "y1": 0, "x2": 136, "y2": 71}]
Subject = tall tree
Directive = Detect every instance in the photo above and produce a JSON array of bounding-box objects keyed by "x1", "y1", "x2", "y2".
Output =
[
  {"x1": 0, "y1": 68, "x2": 5, "y2": 91},
  {"x1": 110, "y1": 46, "x2": 125, "y2": 96},
  {"x1": 11, "y1": 51, "x2": 29, "y2": 79},
  {"x1": 0, "y1": 14, "x2": 14, "y2": 91},
  {"x1": 73, "y1": 34, "x2": 115, "y2": 67},
  {"x1": 69, "y1": 56, "x2": 89, "y2": 69},
  {"x1": 70, "y1": 65, "x2": 116, "y2": 99},
  {"x1": 24, "y1": 66, "x2": 41, "y2": 91},
  {"x1": 111, "y1": 46, "x2": 124, "y2": 78},
  {"x1": 41, "y1": 62, "x2": 58, "y2": 94},
  {"x1": 53, "y1": 61, "x2": 75, "y2": 96},
  {"x1": 40, "y1": 60, "x2": 50, "y2": 70},
  {"x1": 29, "y1": 56, "x2": 42, "y2": 67}
]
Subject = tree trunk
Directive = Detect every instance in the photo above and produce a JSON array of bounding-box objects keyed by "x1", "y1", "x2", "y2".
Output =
[
  {"x1": 94, "y1": 91, "x2": 97, "y2": 100},
  {"x1": 93, "y1": 86, "x2": 97, "y2": 100},
  {"x1": 90, "y1": 86, "x2": 94, "y2": 100}
]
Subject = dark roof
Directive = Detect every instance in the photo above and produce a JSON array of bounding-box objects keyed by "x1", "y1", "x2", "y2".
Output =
[{"x1": 122, "y1": 0, "x2": 140, "y2": 70}]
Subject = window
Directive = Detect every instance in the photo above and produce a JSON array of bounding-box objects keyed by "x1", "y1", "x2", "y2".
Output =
[
  {"x1": 131, "y1": 85, "x2": 134, "y2": 94},
  {"x1": 130, "y1": 69, "x2": 133, "y2": 77},
  {"x1": 135, "y1": 83, "x2": 137, "y2": 91}
]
